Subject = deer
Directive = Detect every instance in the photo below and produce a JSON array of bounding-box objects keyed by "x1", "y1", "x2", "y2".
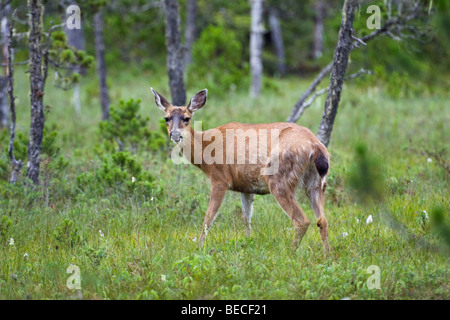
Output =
[{"x1": 151, "y1": 88, "x2": 331, "y2": 252}]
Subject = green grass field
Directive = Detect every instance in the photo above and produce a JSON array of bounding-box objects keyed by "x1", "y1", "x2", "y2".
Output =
[{"x1": 0, "y1": 67, "x2": 448, "y2": 299}]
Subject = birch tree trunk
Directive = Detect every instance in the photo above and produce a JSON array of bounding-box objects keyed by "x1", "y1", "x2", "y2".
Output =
[
  {"x1": 94, "y1": 9, "x2": 110, "y2": 120},
  {"x1": 163, "y1": 0, "x2": 186, "y2": 106},
  {"x1": 250, "y1": 0, "x2": 264, "y2": 97},
  {"x1": 184, "y1": 0, "x2": 196, "y2": 67},
  {"x1": 316, "y1": 0, "x2": 357, "y2": 147},
  {"x1": 312, "y1": 0, "x2": 325, "y2": 60},
  {"x1": 27, "y1": 0, "x2": 45, "y2": 185},
  {"x1": 0, "y1": 2, "x2": 10, "y2": 129},
  {"x1": 268, "y1": 7, "x2": 286, "y2": 76}
]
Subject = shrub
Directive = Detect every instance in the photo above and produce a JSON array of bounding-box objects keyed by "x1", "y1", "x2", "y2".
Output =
[
  {"x1": 53, "y1": 219, "x2": 82, "y2": 248},
  {"x1": 76, "y1": 151, "x2": 161, "y2": 197},
  {"x1": 188, "y1": 25, "x2": 249, "y2": 94},
  {"x1": 0, "y1": 215, "x2": 12, "y2": 246},
  {"x1": 99, "y1": 98, "x2": 166, "y2": 153}
]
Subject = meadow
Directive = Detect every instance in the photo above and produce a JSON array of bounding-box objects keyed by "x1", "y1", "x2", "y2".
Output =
[{"x1": 0, "y1": 65, "x2": 448, "y2": 300}]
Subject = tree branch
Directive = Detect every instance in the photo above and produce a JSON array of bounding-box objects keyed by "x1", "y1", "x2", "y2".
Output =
[
  {"x1": 290, "y1": 68, "x2": 372, "y2": 121},
  {"x1": 42, "y1": 22, "x2": 65, "y2": 91},
  {"x1": 1, "y1": 60, "x2": 29, "y2": 67},
  {"x1": 287, "y1": 0, "x2": 427, "y2": 124},
  {"x1": 316, "y1": 0, "x2": 357, "y2": 147}
]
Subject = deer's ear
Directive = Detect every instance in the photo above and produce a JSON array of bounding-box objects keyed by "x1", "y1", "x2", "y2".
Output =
[
  {"x1": 151, "y1": 88, "x2": 171, "y2": 112},
  {"x1": 187, "y1": 89, "x2": 208, "y2": 113}
]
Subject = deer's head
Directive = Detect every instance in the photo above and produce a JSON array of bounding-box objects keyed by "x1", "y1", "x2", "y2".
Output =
[{"x1": 151, "y1": 88, "x2": 207, "y2": 143}]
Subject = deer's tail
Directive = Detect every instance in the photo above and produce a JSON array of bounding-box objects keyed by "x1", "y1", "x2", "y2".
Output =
[{"x1": 313, "y1": 144, "x2": 330, "y2": 178}]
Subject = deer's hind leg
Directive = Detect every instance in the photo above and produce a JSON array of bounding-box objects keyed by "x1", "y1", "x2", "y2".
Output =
[
  {"x1": 305, "y1": 170, "x2": 329, "y2": 253},
  {"x1": 268, "y1": 178, "x2": 310, "y2": 249}
]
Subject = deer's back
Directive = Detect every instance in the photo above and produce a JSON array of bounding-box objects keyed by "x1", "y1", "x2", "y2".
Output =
[{"x1": 200, "y1": 122, "x2": 328, "y2": 194}]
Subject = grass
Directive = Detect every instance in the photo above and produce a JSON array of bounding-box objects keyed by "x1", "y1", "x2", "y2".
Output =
[{"x1": 0, "y1": 66, "x2": 448, "y2": 299}]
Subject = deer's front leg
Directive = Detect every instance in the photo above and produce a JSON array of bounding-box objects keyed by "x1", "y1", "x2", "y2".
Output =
[{"x1": 198, "y1": 185, "x2": 227, "y2": 247}]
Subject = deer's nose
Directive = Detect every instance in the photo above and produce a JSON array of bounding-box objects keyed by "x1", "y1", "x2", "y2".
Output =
[{"x1": 170, "y1": 131, "x2": 182, "y2": 143}]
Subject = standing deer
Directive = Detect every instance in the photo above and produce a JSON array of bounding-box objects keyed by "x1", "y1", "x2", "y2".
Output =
[{"x1": 151, "y1": 88, "x2": 330, "y2": 252}]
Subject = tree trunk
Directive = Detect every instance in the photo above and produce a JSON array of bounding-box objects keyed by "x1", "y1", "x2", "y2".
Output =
[
  {"x1": 288, "y1": 0, "x2": 425, "y2": 126},
  {"x1": 163, "y1": 0, "x2": 186, "y2": 106},
  {"x1": 27, "y1": 0, "x2": 45, "y2": 185},
  {"x1": 316, "y1": 0, "x2": 357, "y2": 147},
  {"x1": 250, "y1": 0, "x2": 264, "y2": 97},
  {"x1": 6, "y1": 12, "x2": 22, "y2": 184},
  {"x1": 312, "y1": 0, "x2": 325, "y2": 60},
  {"x1": 0, "y1": 77, "x2": 7, "y2": 128},
  {"x1": 268, "y1": 7, "x2": 286, "y2": 76},
  {"x1": 0, "y1": 2, "x2": 10, "y2": 129},
  {"x1": 94, "y1": 10, "x2": 110, "y2": 120},
  {"x1": 184, "y1": 0, "x2": 196, "y2": 67}
]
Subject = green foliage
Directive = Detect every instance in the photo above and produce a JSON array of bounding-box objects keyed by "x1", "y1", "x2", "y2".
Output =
[
  {"x1": 0, "y1": 131, "x2": 9, "y2": 181},
  {"x1": 83, "y1": 243, "x2": 108, "y2": 267},
  {"x1": 96, "y1": 0, "x2": 165, "y2": 67},
  {"x1": 99, "y1": 151, "x2": 143, "y2": 184},
  {"x1": 84, "y1": 0, "x2": 110, "y2": 13},
  {"x1": 47, "y1": 31, "x2": 94, "y2": 89},
  {"x1": 1, "y1": 126, "x2": 68, "y2": 185},
  {"x1": 188, "y1": 25, "x2": 249, "y2": 94},
  {"x1": 0, "y1": 157, "x2": 8, "y2": 181},
  {"x1": 99, "y1": 98, "x2": 166, "y2": 153},
  {"x1": 0, "y1": 216, "x2": 12, "y2": 246},
  {"x1": 348, "y1": 0, "x2": 450, "y2": 96},
  {"x1": 173, "y1": 253, "x2": 217, "y2": 298},
  {"x1": 6, "y1": 129, "x2": 47, "y2": 164},
  {"x1": 347, "y1": 143, "x2": 385, "y2": 205},
  {"x1": 8, "y1": 132, "x2": 27, "y2": 163},
  {"x1": 0, "y1": 73, "x2": 448, "y2": 300},
  {"x1": 53, "y1": 219, "x2": 82, "y2": 248},
  {"x1": 0, "y1": 5, "x2": 448, "y2": 298},
  {"x1": 431, "y1": 207, "x2": 450, "y2": 251},
  {"x1": 76, "y1": 151, "x2": 161, "y2": 197}
]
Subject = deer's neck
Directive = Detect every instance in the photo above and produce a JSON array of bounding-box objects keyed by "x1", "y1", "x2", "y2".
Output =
[{"x1": 181, "y1": 126, "x2": 204, "y2": 169}]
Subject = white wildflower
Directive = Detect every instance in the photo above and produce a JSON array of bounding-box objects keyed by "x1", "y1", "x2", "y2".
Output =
[
  {"x1": 192, "y1": 237, "x2": 197, "y2": 242},
  {"x1": 366, "y1": 215, "x2": 373, "y2": 224},
  {"x1": 427, "y1": 158, "x2": 432, "y2": 163},
  {"x1": 151, "y1": 197, "x2": 154, "y2": 201},
  {"x1": 356, "y1": 218, "x2": 360, "y2": 224},
  {"x1": 422, "y1": 210, "x2": 429, "y2": 220},
  {"x1": 23, "y1": 253, "x2": 29, "y2": 260},
  {"x1": 99, "y1": 230, "x2": 104, "y2": 238},
  {"x1": 161, "y1": 274, "x2": 166, "y2": 282},
  {"x1": 131, "y1": 176, "x2": 136, "y2": 183},
  {"x1": 341, "y1": 232, "x2": 348, "y2": 238},
  {"x1": 8, "y1": 238, "x2": 14, "y2": 246}
]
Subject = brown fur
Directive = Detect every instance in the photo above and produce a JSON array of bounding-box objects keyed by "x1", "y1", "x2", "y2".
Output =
[{"x1": 151, "y1": 88, "x2": 330, "y2": 252}]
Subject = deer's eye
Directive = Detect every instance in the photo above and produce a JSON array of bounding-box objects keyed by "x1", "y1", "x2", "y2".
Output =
[
  {"x1": 183, "y1": 117, "x2": 190, "y2": 123},
  {"x1": 164, "y1": 117, "x2": 170, "y2": 122}
]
